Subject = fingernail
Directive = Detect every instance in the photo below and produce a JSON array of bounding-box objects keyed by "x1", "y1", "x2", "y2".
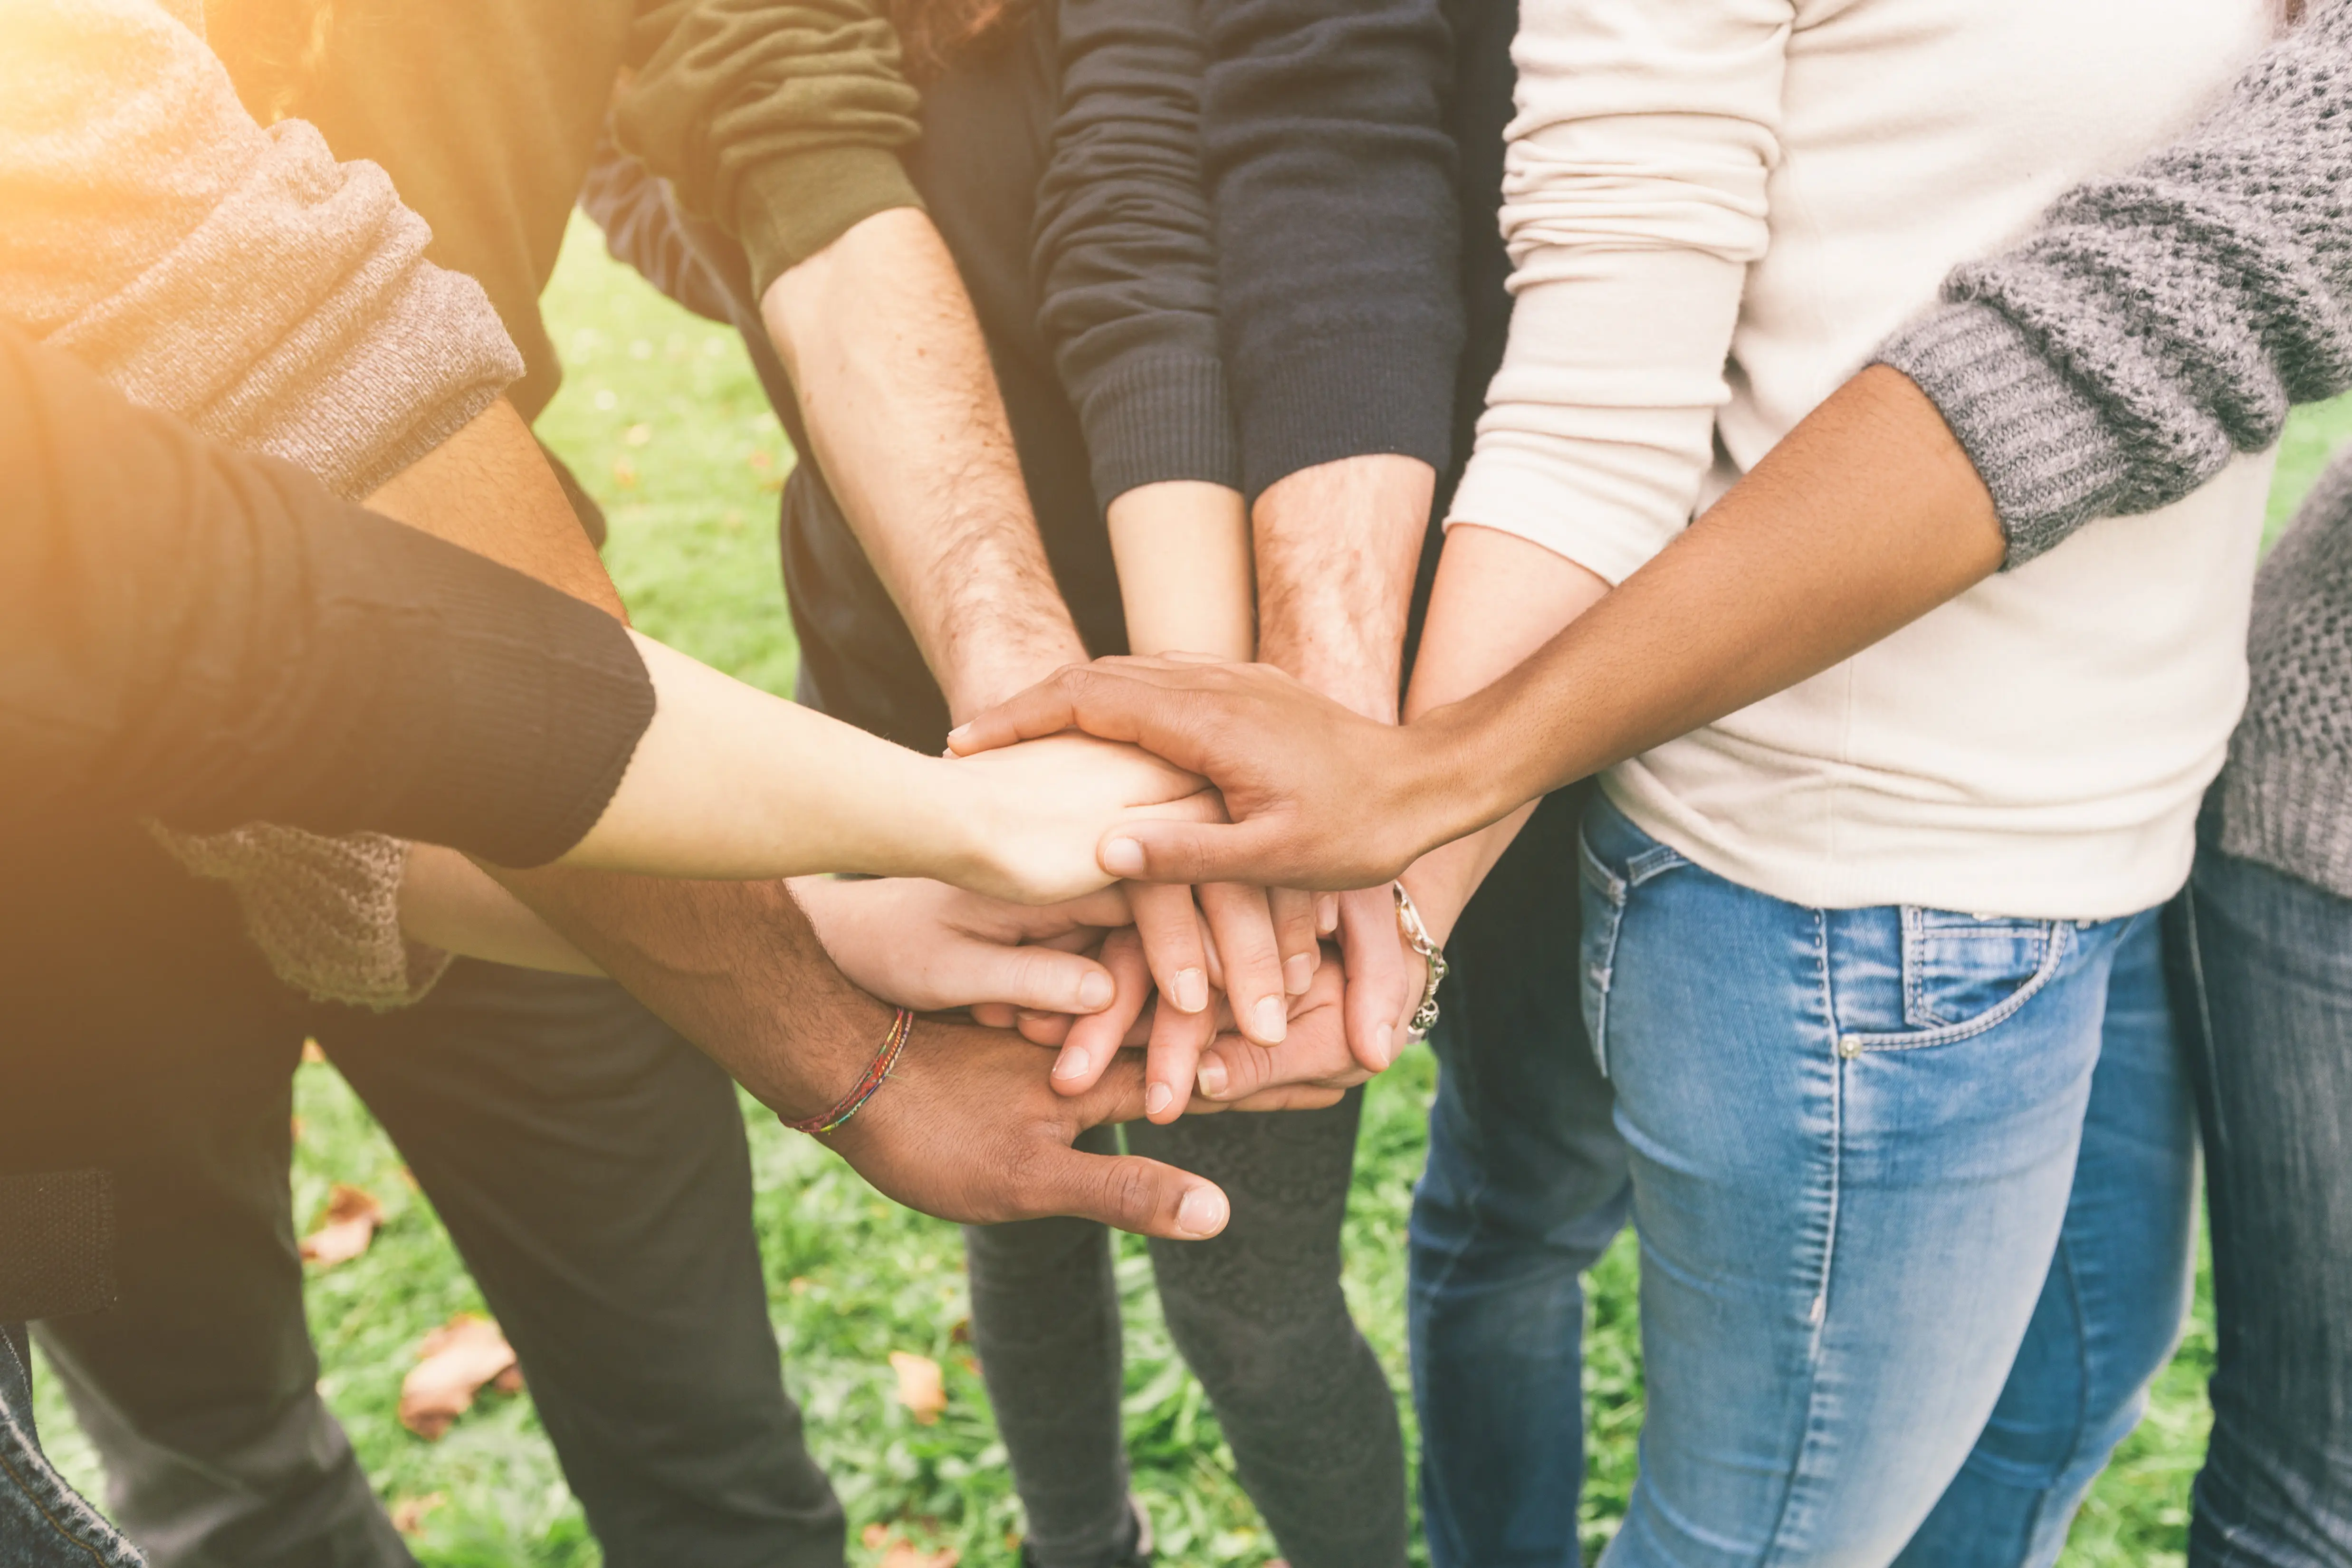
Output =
[
  {"x1": 1176, "y1": 1185, "x2": 1230, "y2": 1238},
  {"x1": 1373, "y1": 1023, "x2": 1396, "y2": 1071},
  {"x1": 1197, "y1": 1057, "x2": 1229, "y2": 1099},
  {"x1": 1052, "y1": 1047, "x2": 1090, "y2": 1081},
  {"x1": 947, "y1": 723, "x2": 970, "y2": 745},
  {"x1": 1102, "y1": 837, "x2": 1146, "y2": 877},
  {"x1": 1252, "y1": 996, "x2": 1289, "y2": 1043},
  {"x1": 1282, "y1": 953, "x2": 1316, "y2": 995},
  {"x1": 1077, "y1": 972, "x2": 1114, "y2": 1012},
  {"x1": 1145, "y1": 1082, "x2": 1174, "y2": 1118},
  {"x1": 1317, "y1": 896, "x2": 1339, "y2": 934},
  {"x1": 1172, "y1": 968, "x2": 1209, "y2": 1014}
]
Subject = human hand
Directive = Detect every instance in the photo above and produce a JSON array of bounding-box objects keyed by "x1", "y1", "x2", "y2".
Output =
[
  {"x1": 1192, "y1": 936, "x2": 1428, "y2": 1108},
  {"x1": 946, "y1": 657, "x2": 1454, "y2": 893},
  {"x1": 816, "y1": 1013, "x2": 1232, "y2": 1240},
  {"x1": 943, "y1": 731, "x2": 1225, "y2": 904},
  {"x1": 1040, "y1": 903, "x2": 1418, "y2": 1118},
  {"x1": 790, "y1": 875, "x2": 1136, "y2": 1016}
]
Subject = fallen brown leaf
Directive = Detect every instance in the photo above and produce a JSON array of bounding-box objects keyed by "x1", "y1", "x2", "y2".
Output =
[
  {"x1": 862, "y1": 1526, "x2": 957, "y2": 1568},
  {"x1": 399, "y1": 1314, "x2": 518, "y2": 1440},
  {"x1": 300, "y1": 1038, "x2": 326, "y2": 1065},
  {"x1": 390, "y1": 1493, "x2": 444, "y2": 1535},
  {"x1": 299, "y1": 1184, "x2": 383, "y2": 1268},
  {"x1": 889, "y1": 1352, "x2": 946, "y2": 1425}
]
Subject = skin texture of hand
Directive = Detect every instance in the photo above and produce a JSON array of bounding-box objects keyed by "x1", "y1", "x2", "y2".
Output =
[
  {"x1": 947, "y1": 654, "x2": 1436, "y2": 890},
  {"x1": 791, "y1": 876, "x2": 1132, "y2": 1016},
  {"x1": 822, "y1": 1017, "x2": 1232, "y2": 1240}
]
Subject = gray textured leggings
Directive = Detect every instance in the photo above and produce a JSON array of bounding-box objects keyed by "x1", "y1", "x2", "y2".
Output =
[{"x1": 963, "y1": 1092, "x2": 1408, "y2": 1568}]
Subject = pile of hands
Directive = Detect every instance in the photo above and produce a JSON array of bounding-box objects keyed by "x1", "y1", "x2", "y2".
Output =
[{"x1": 797, "y1": 711, "x2": 1427, "y2": 1131}]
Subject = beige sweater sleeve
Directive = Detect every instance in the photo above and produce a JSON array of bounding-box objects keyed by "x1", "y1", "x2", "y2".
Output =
[
  {"x1": 0, "y1": 0, "x2": 523, "y2": 500},
  {"x1": 0, "y1": 0, "x2": 526, "y2": 1008}
]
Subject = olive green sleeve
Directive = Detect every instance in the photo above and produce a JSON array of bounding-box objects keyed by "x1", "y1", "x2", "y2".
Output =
[{"x1": 616, "y1": 0, "x2": 926, "y2": 299}]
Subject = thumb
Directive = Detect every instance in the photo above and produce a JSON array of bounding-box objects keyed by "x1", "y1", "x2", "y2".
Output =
[
  {"x1": 1014, "y1": 1144, "x2": 1232, "y2": 1240},
  {"x1": 945, "y1": 678, "x2": 1082, "y2": 755},
  {"x1": 1098, "y1": 819, "x2": 1296, "y2": 888},
  {"x1": 928, "y1": 936, "x2": 1119, "y2": 1015}
]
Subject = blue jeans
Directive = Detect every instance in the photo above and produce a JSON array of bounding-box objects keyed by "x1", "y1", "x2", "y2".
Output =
[
  {"x1": 1410, "y1": 785, "x2": 1633, "y2": 1567},
  {"x1": 2176, "y1": 819, "x2": 2352, "y2": 1568},
  {"x1": 0, "y1": 1325, "x2": 144, "y2": 1568},
  {"x1": 1579, "y1": 794, "x2": 2197, "y2": 1567}
]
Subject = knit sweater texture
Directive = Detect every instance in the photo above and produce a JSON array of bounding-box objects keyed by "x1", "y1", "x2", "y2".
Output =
[
  {"x1": 1876, "y1": 0, "x2": 2352, "y2": 897},
  {"x1": 1878, "y1": 0, "x2": 2352, "y2": 566},
  {"x1": 0, "y1": 0, "x2": 533, "y2": 1007}
]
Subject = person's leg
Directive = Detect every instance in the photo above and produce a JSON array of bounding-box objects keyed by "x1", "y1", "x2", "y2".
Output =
[
  {"x1": 2175, "y1": 838, "x2": 2352, "y2": 1568},
  {"x1": 35, "y1": 1039, "x2": 413, "y2": 1568},
  {"x1": 962, "y1": 1132, "x2": 1140, "y2": 1568},
  {"x1": 316, "y1": 960, "x2": 844, "y2": 1568},
  {"x1": 1129, "y1": 1094, "x2": 1409, "y2": 1568},
  {"x1": 1, "y1": 1321, "x2": 148, "y2": 1568},
  {"x1": 1582, "y1": 794, "x2": 2154, "y2": 1568},
  {"x1": 1408, "y1": 782, "x2": 1631, "y2": 1568},
  {"x1": 1894, "y1": 913, "x2": 2198, "y2": 1567}
]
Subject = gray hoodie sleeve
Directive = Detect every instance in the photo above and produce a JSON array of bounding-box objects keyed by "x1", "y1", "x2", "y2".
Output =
[
  {"x1": 1875, "y1": 0, "x2": 2352, "y2": 566},
  {"x1": 0, "y1": 0, "x2": 522, "y2": 501}
]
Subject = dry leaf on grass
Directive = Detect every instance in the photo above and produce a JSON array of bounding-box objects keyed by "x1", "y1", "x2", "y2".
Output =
[
  {"x1": 860, "y1": 1525, "x2": 958, "y2": 1568},
  {"x1": 399, "y1": 1313, "x2": 519, "y2": 1439},
  {"x1": 389, "y1": 1493, "x2": 444, "y2": 1535},
  {"x1": 300, "y1": 1038, "x2": 326, "y2": 1065},
  {"x1": 889, "y1": 1351, "x2": 946, "y2": 1425},
  {"x1": 299, "y1": 1184, "x2": 383, "y2": 1268}
]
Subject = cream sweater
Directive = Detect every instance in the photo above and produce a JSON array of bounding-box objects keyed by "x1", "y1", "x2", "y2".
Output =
[{"x1": 1447, "y1": 0, "x2": 2282, "y2": 919}]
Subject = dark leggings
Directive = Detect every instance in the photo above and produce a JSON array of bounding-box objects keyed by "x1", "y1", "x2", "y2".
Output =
[{"x1": 965, "y1": 1094, "x2": 1408, "y2": 1568}]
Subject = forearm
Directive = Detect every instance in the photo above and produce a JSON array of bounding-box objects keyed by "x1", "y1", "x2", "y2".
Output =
[
  {"x1": 1398, "y1": 525, "x2": 1610, "y2": 944},
  {"x1": 1415, "y1": 367, "x2": 2006, "y2": 842},
  {"x1": 1252, "y1": 454, "x2": 1434, "y2": 718},
  {"x1": 765, "y1": 208, "x2": 1085, "y2": 717},
  {"x1": 1108, "y1": 481, "x2": 1255, "y2": 660},
  {"x1": 363, "y1": 400, "x2": 625, "y2": 617},
  {"x1": 566, "y1": 633, "x2": 977, "y2": 881}
]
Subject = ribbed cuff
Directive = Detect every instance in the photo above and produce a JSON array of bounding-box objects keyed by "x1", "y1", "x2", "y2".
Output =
[
  {"x1": 1082, "y1": 354, "x2": 1243, "y2": 506},
  {"x1": 277, "y1": 261, "x2": 524, "y2": 501},
  {"x1": 357, "y1": 514, "x2": 657, "y2": 868},
  {"x1": 736, "y1": 146, "x2": 924, "y2": 300},
  {"x1": 1233, "y1": 341, "x2": 1455, "y2": 504},
  {"x1": 1874, "y1": 302, "x2": 2134, "y2": 568},
  {"x1": 2217, "y1": 739, "x2": 2352, "y2": 901}
]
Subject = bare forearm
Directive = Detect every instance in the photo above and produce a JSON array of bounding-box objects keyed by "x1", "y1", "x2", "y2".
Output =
[
  {"x1": 1399, "y1": 525, "x2": 1610, "y2": 943},
  {"x1": 363, "y1": 400, "x2": 624, "y2": 618},
  {"x1": 1108, "y1": 480, "x2": 1255, "y2": 660},
  {"x1": 1252, "y1": 454, "x2": 1433, "y2": 718},
  {"x1": 1418, "y1": 367, "x2": 2007, "y2": 841},
  {"x1": 765, "y1": 209, "x2": 1084, "y2": 717}
]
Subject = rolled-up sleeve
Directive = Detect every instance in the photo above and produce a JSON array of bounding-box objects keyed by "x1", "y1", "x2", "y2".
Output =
[
  {"x1": 1035, "y1": 0, "x2": 1240, "y2": 508},
  {"x1": 0, "y1": 0, "x2": 523, "y2": 500},
  {"x1": 1, "y1": 322, "x2": 655, "y2": 869},
  {"x1": 616, "y1": 0, "x2": 926, "y2": 299},
  {"x1": 1444, "y1": 0, "x2": 1787, "y2": 584}
]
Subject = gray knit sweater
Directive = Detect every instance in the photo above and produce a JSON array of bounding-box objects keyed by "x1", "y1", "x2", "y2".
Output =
[
  {"x1": 1877, "y1": 0, "x2": 2352, "y2": 898},
  {"x1": 1, "y1": 0, "x2": 526, "y2": 1005}
]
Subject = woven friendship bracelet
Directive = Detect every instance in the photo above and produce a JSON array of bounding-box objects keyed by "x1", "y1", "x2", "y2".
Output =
[{"x1": 783, "y1": 1008, "x2": 915, "y2": 1135}]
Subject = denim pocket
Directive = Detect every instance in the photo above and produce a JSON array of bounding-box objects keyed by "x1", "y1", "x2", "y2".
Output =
[
  {"x1": 1846, "y1": 908, "x2": 2072, "y2": 1052},
  {"x1": 1577, "y1": 831, "x2": 1625, "y2": 1078},
  {"x1": 1576, "y1": 823, "x2": 1687, "y2": 1078}
]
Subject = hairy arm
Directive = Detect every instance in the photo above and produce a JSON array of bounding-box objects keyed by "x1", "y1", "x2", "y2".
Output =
[{"x1": 764, "y1": 208, "x2": 1087, "y2": 718}]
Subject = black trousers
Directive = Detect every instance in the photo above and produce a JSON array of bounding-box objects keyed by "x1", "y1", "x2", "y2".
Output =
[{"x1": 3, "y1": 827, "x2": 842, "y2": 1568}]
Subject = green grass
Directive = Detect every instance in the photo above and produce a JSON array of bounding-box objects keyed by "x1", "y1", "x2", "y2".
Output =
[{"x1": 32, "y1": 216, "x2": 2352, "y2": 1566}]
